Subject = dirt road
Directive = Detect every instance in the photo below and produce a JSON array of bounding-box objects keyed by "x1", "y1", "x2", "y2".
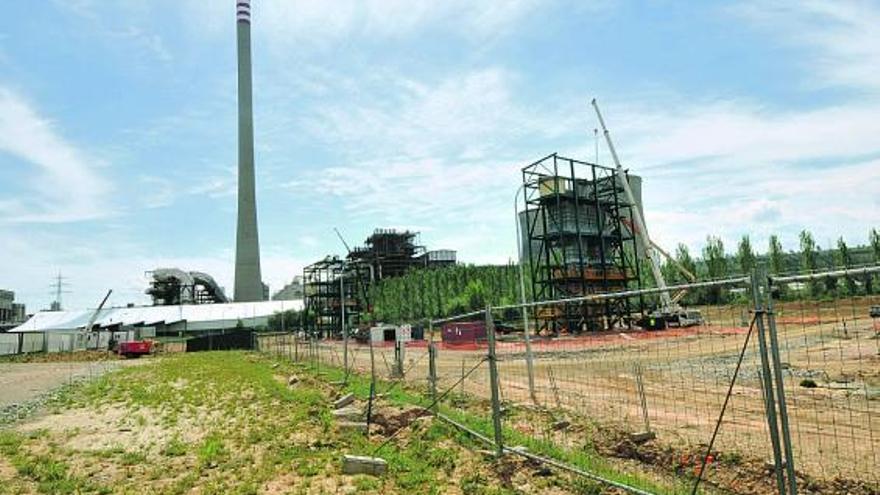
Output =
[{"x1": 0, "y1": 360, "x2": 136, "y2": 409}]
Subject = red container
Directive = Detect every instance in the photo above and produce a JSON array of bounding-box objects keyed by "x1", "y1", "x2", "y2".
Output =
[
  {"x1": 117, "y1": 340, "x2": 152, "y2": 357},
  {"x1": 441, "y1": 321, "x2": 486, "y2": 344}
]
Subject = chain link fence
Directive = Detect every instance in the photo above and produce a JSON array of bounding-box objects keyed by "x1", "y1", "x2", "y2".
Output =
[{"x1": 256, "y1": 264, "x2": 880, "y2": 495}]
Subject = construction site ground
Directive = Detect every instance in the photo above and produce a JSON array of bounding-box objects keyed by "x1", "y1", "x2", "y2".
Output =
[
  {"x1": 0, "y1": 351, "x2": 659, "y2": 495},
  {"x1": 298, "y1": 297, "x2": 879, "y2": 493},
  {"x1": 0, "y1": 354, "x2": 138, "y2": 410}
]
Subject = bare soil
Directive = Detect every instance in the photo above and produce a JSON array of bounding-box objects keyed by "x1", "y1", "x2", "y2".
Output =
[
  {"x1": 0, "y1": 359, "x2": 140, "y2": 408},
  {"x1": 297, "y1": 297, "x2": 880, "y2": 491}
]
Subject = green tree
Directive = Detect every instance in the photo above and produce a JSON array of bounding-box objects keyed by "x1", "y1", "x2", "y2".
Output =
[
  {"x1": 869, "y1": 228, "x2": 880, "y2": 294},
  {"x1": 767, "y1": 235, "x2": 788, "y2": 299},
  {"x1": 661, "y1": 257, "x2": 681, "y2": 286},
  {"x1": 736, "y1": 235, "x2": 756, "y2": 275},
  {"x1": 871, "y1": 228, "x2": 880, "y2": 261},
  {"x1": 768, "y1": 235, "x2": 784, "y2": 274},
  {"x1": 675, "y1": 244, "x2": 698, "y2": 277},
  {"x1": 672, "y1": 244, "x2": 698, "y2": 304},
  {"x1": 835, "y1": 237, "x2": 856, "y2": 295},
  {"x1": 799, "y1": 230, "x2": 820, "y2": 297},
  {"x1": 702, "y1": 236, "x2": 728, "y2": 303}
]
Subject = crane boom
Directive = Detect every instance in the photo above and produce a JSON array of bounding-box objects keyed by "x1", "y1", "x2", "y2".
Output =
[
  {"x1": 83, "y1": 289, "x2": 113, "y2": 334},
  {"x1": 591, "y1": 98, "x2": 674, "y2": 311}
]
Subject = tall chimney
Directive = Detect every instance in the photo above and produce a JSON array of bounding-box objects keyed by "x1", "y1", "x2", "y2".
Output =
[{"x1": 233, "y1": 0, "x2": 264, "y2": 301}]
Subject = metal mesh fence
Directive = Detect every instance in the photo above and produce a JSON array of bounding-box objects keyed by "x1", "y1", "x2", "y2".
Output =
[
  {"x1": 765, "y1": 278, "x2": 879, "y2": 487},
  {"x1": 255, "y1": 265, "x2": 880, "y2": 495}
]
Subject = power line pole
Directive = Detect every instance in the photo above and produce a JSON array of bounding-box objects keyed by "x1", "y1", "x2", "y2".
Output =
[{"x1": 49, "y1": 272, "x2": 71, "y2": 311}]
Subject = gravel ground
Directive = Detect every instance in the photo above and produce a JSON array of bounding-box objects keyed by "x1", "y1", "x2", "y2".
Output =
[{"x1": 0, "y1": 360, "x2": 139, "y2": 424}]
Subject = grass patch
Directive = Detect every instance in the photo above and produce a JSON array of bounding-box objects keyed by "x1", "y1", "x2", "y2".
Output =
[
  {"x1": 4, "y1": 351, "x2": 535, "y2": 494},
  {"x1": 307, "y1": 358, "x2": 689, "y2": 495}
]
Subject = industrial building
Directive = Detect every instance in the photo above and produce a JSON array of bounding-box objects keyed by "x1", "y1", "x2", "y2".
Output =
[
  {"x1": 347, "y1": 229, "x2": 455, "y2": 280},
  {"x1": 0, "y1": 290, "x2": 27, "y2": 330},
  {"x1": 520, "y1": 153, "x2": 645, "y2": 334},
  {"x1": 10, "y1": 300, "x2": 301, "y2": 337},
  {"x1": 145, "y1": 268, "x2": 230, "y2": 305},
  {"x1": 304, "y1": 229, "x2": 456, "y2": 337}
]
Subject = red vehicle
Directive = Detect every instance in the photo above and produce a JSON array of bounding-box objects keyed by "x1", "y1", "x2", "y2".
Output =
[{"x1": 117, "y1": 340, "x2": 153, "y2": 358}]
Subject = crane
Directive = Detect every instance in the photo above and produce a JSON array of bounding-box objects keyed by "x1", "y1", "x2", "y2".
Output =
[{"x1": 591, "y1": 98, "x2": 703, "y2": 329}]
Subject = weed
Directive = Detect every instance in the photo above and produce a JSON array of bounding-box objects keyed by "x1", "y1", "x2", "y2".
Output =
[
  {"x1": 354, "y1": 475, "x2": 382, "y2": 491},
  {"x1": 162, "y1": 436, "x2": 187, "y2": 457},
  {"x1": 120, "y1": 451, "x2": 147, "y2": 465},
  {"x1": 197, "y1": 434, "x2": 227, "y2": 467}
]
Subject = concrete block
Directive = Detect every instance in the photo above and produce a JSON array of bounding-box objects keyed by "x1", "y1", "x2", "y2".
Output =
[
  {"x1": 333, "y1": 393, "x2": 355, "y2": 409},
  {"x1": 551, "y1": 420, "x2": 570, "y2": 431},
  {"x1": 629, "y1": 431, "x2": 656, "y2": 443},
  {"x1": 332, "y1": 406, "x2": 362, "y2": 421},
  {"x1": 342, "y1": 455, "x2": 387, "y2": 475}
]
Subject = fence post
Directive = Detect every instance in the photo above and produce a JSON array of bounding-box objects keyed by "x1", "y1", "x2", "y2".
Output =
[
  {"x1": 762, "y1": 265, "x2": 798, "y2": 495},
  {"x1": 428, "y1": 321, "x2": 438, "y2": 410},
  {"x1": 393, "y1": 338, "x2": 405, "y2": 378},
  {"x1": 750, "y1": 269, "x2": 788, "y2": 495},
  {"x1": 343, "y1": 314, "x2": 349, "y2": 378},
  {"x1": 633, "y1": 362, "x2": 652, "y2": 436},
  {"x1": 366, "y1": 334, "x2": 377, "y2": 435},
  {"x1": 518, "y1": 275, "x2": 538, "y2": 405},
  {"x1": 485, "y1": 306, "x2": 504, "y2": 458}
]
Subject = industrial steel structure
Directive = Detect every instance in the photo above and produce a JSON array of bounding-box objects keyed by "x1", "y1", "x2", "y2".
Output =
[
  {"x1": 145, "y1": 268, "x2": 229, "y2": 306},
  {"x1": 348, "y1": 229, "x2": 425, "y2": 280},
  {"x1": 521, "y1": 153, "x2": 644, "y2": 333},
  {"x1": 304, "y1": 229, "x2": 457, "y2": 336},
  {"x1": 303, "y1": 257, "x2": 371, "y2": 338},
  {"x1": 0, "y1": 290, "x2": 26, "y2": 330}
]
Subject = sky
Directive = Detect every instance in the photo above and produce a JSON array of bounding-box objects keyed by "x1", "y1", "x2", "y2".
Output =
[{"x1": 1, "y1": 0, "x2": 878, "y2": 311}]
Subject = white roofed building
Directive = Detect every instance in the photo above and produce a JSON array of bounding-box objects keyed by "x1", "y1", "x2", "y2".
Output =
[{"x1": 10, "y1": 300, "x2": 303, "y2": 335}]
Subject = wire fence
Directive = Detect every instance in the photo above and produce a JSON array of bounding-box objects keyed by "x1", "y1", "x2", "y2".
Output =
[{"x1": 256, "y1": 264, "x2": 880, "y2": 495}]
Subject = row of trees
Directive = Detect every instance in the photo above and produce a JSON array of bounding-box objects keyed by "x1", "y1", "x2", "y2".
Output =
[
  {"x1": 658, "y1": 228, "x2": 880, "y2": 304},
  {"x1": 284, "y1": 228, "x2": 879, "y2": 326},
  {"x1": 368, "y1": 263, "x2": 526, "y2": 323}
]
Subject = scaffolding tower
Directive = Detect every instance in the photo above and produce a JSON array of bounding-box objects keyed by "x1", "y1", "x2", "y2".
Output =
[
  {"x1": 521, "y1": 153, "x2": 643, "y2": 334},
  {"x1": 303, "y1": 256, "x2": 371, "y2": 338}
]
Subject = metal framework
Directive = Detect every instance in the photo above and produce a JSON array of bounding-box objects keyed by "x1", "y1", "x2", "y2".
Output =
[
  {"x1": 145, "y1": 269, "x2": 229, "y2": 306},
  {"x1": 348, "y1": 229, "x2": 426, "y2": 280},
  {"x1": 303, "y1": 256, "x2": 371, "y2": 338},
  {"x1": 521, "y1": 153, "x2": 643, "y2": 333}
]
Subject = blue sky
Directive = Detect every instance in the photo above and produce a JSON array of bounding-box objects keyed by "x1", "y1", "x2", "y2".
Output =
[{"x1": 1, "y1": 0, "x2": 878, "y2": 310}]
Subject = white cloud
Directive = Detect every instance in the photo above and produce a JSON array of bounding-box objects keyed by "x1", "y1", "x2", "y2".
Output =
[
  {"x1": 0, "y1": 87, "x2": 111, "y2": 223},
  {"x1": 732, "y1": 0, "x2": 880, "y2": 93},
  {"x1": 183, "y1": 0, "x2": 552, "y2": 45},
  {"x1": 286, "y1": 67, "x2": 570, "y2": 258},
  {"x1": 596, "y1": 1, "x2": 880, "y2": 254},
  {"x1": 52, "y1": 1, "x2": 173, "y2": 64},
  {"x1": 613, "y1": 99, "x2": 880, "y2": 168}
]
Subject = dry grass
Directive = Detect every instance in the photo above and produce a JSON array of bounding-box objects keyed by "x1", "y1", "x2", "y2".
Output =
[{"x1": 0, "y1": 351, "x2": 621, "y2": 495}]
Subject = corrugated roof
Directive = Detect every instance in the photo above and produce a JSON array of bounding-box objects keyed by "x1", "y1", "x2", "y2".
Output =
[{"x1": 10, "y1": 300, "x2": 304, "y2": 332}]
